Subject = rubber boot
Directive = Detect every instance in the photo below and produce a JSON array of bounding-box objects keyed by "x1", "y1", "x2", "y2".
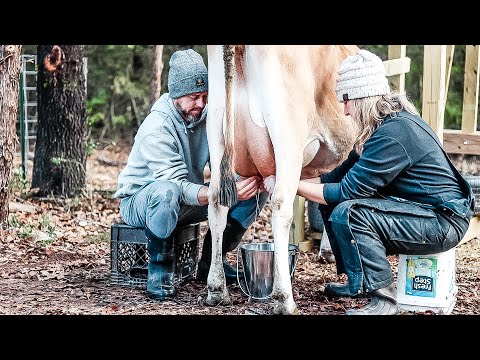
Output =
[
  {"x1": 323, "y1": 282, "x2": 363, "y2": 298},
  {"x1": 346, "y1": 283, "x2": 399, "y2": 315},
  {"x1": 145, "y1": 227, "x2": 176, "y2": 300},
  {"x1": 196, "y1": 217, "x2": 247, "y2": 283}
]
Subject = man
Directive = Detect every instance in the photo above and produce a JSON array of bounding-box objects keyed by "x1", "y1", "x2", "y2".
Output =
[
  {"x1": 115, "y1": 49, "x2": 268, "y2": 300},
  {"x1": 264, "y1": 49, "x2": 474, "y2": 315}
]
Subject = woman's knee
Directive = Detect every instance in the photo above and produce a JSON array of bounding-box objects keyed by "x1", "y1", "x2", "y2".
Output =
[{"x1": 328, "y1": 200, "x2": 357, "y2": 225}]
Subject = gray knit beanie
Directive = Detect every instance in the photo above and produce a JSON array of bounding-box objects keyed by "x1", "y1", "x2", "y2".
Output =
[
  {"x1": 168, "y1": 49, "x2": 208, "y2": 99},
  {"x1": 335, "y1": 49, "x2": 390, "y2": 102}
]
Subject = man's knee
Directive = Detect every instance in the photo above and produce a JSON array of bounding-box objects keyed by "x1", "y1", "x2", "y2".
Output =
[
  {"x1": 148, "y1": 181, "x2": 181, "y2": 207},
  {"x1": 146, "y1": 181, "x2": 181, "y2": 238}
]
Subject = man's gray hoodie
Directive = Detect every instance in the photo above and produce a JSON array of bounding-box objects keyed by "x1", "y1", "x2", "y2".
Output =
[{"x1": 114, "y1": 93, "x2": 209, "y2": 206}]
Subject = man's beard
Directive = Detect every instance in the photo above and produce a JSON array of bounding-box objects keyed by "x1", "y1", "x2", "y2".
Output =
[
  {"x1": 176, "y1": 103, "x2": 202, "y2": 123},
  {"x1": 186, "y1": 112, "x2": 201, "y2": 122}
]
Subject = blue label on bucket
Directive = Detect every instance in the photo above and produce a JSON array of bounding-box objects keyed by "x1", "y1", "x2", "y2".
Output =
[{"x1": 404, "y1": 256, "x2": 436, "y2": 298}]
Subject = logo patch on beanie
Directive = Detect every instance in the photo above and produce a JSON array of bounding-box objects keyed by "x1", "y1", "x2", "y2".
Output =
[
  {"x1": 343, "y1": 94, "x2": 349, "y2": 101},
  {"x1": 196, "y1": 78, "x2": 205, "y2": 87}
]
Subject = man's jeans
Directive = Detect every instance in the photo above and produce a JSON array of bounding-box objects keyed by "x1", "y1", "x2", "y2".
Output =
[{"x1": 119, "y1": 180, "x2": 269, "y2": 239}]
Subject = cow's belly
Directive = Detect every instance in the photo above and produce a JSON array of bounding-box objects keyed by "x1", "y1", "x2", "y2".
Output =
[
  {"x1": 233, "y1": 117, "x2": 345, "y2": 180},
  {"x1": 233, "y1": 114, "x2": 349, "y2": 180}
]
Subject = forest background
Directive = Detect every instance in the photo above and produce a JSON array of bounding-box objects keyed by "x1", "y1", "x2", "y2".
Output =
[{"x1": 19, "y1": 45, "x2": 475, "y2": 153}]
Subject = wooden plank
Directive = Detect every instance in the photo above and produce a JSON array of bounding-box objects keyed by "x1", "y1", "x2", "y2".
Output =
[
  {"x1": 299, "y1": 238, "x2": 313, "y2": 252},
  {"x1": 459, "y1": 215, "x2": 480, "y2": 246},
  {"x1": 387, "y1": 45, "x2": 408, "y2": 92},
  {"x1": 445, "y1": 45, "x2": 455, "y2": 95},
  {"x1": 422, "y1": 45, "x2": 447, "y2": 144},
  {"x1": 383, "y1": 58, "x2": 411, "y2": 78},
  {"x1": 461, "y1": 45, "x2": 480, "y2": 135},
  {"x1": 289, "y1": 195, "x2": 305, "y2": 245},
  {"x1": 443, "y1": 131, "x2": 480, "y2": 155}
]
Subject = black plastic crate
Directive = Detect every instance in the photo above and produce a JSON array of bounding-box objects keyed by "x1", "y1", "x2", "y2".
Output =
[
  {"x1": 110, "y1": 223, "x2": 200, "y2": 287},
  {"x1": 465, "y1": 176, "x2": 480, "y2": 215}
]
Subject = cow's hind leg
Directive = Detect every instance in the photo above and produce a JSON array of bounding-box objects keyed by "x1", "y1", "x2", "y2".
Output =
[
  {"x1": 204, "y1": 45, "x2": 232, "y2": 306},
  {"x1": 205, "y1": 201, "x2": 231, "y2": 306},
  {"x1": 205, "y1": 106, "x2": 231, "y2": 306}
]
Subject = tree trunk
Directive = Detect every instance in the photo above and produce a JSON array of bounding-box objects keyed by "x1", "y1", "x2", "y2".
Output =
[
  {"x1": 32, "y1": 45, "x2": 87, "y2": 197},
  {"x1": 0, "y1": 45, "x2": 22, "y2": 230},
  {"x1": 150, "y1": 45, "x2": 164, "y2": 106}
]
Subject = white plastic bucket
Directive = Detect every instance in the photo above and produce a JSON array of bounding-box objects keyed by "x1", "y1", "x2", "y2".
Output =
[{"x1": 396, "y1": 247, "x2": 457, "y2": 314}]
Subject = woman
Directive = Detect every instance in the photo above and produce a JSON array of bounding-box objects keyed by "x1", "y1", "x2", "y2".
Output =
[{"x1": 264, "y1": 49, "x2": 474, "y2": 315}]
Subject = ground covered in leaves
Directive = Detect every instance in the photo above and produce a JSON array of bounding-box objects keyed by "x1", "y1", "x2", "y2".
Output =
[{"x1": 1, "y1": 144, "x2": 479, "y2": 315}]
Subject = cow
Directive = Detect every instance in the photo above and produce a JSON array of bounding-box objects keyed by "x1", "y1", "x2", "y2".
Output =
[{"x1": 205, "y1": 45, "x2": 360, "y2": 315}]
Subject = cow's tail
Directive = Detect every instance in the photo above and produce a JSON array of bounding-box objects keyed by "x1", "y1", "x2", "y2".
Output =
[{"x1": 219, "y1": 45, "x2": 238, "y2": 207}]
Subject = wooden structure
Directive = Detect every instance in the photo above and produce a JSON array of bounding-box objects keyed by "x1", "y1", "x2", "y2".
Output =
[
  {"x1": 291, "y1": 45, "x2": 480, "y2": 248},
  {"x1": 425, "y1": 46, "x2": 480, "y2": 154},
  {"x1": 421, "y1": 45, "x2": 480, "y2": 244}
]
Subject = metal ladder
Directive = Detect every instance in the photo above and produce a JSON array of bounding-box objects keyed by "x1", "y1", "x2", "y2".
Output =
[{"x1": 18, "y1": 54, "x2": 38, "y2": 179}]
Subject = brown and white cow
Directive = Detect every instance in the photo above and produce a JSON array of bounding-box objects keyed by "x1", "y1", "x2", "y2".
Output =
[{"x1": 205, "y1": 45, "x2": 359, "y2": 314}]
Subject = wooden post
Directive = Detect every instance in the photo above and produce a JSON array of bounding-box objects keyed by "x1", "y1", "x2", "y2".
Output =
[
  {"x1": 387, "y1": 45, "x2": 407, "y2": 93},
  {"x1": 445, "y1": 45, "x2": 455, "y2": 95},
  {"x1": 289, "y1": 195, "x2": 306, "y2": 247},
  {"x1": 422, "y1": 45, "x2": 447, "y2": 144},
  {"x1": 461, "y1": 45, "x2": 480, "y2": 135}
]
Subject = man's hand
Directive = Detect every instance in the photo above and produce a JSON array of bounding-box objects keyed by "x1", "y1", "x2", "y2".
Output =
[{"x1": 236, "y1": 175, "x2": 263, "y2": 201}]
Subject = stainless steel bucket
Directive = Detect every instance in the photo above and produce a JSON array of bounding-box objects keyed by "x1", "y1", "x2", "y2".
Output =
[{"x1": 237, "y1": 242, "x2": 299, "y2": 301}]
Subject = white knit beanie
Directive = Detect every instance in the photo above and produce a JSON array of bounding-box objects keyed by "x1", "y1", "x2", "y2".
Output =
[{"x1": 335, "y1": 49, "x2": 390, "y2": 102}]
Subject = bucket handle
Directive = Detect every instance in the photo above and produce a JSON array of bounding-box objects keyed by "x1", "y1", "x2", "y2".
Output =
[
  {"x1": 236, "y1": 244, "x2": 301, "y2": 300},
  {"x1": 290, "y1": 246, "x2": 300, "y2": 280},
  {"x1": 237, "y1": 245, "x2": 255, "y2": 299}
]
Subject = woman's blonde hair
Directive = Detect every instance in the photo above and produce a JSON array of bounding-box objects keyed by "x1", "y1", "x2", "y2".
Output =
[{"x1": 349, "y1": 91, "x2": 420, "y2": 154}]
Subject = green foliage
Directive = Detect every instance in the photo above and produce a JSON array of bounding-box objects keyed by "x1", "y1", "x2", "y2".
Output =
[
  {"x1": 9, "y1": 213, "x2": 58, "y2": 247},
  {"x1": 445, "y1": 46, "x2": 466, "y2": 130},
  {"x1": 9, "y1": 168, "x2": 28, "y2": 193},
  {"x1": 84, "y1": 45, "x2": 208, "y2": 143},
  {"x1": 405, "y1": 45, "x2": 424, "y2": 111},
  {"x1": 9, "y1": 214, "x2": 33, "y2": 238},
  {"x1": 50, "y1": 156, "x2": 86, "y2": 171},
  {"x1": 86, "y1": 137, "x2": 97, "y2": 157},
  {"x1": 87, "y1": 231, "x2": 110, "y2": 244},
  {"x1": 39, "y1": 213, "x2": 58, "y2": 240},
  {"x1": 51, "y1": 157, "x2": 62, "y2": 166},
  {"x1": 87, "y1": 88, "x2": 107, "y2": 127},
  {"x1": 84, "y1": 45, "x2": 155, "y2": 141},
  {"x1": 22, "y1": 45, "x2": 477, "y2": 146},
  {"x1": 111, "y1": 115, "x2": 127, "y2": 125}
]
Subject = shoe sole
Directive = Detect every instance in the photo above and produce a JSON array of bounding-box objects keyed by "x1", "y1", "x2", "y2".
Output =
[{"x1": 147, "y1": 291, "x2": 175, "y2": 301}]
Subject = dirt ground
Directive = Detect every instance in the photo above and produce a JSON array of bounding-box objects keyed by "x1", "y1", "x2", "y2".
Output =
[{"x1": 1, "y1": 144, "x2": 479, "y2": 316}]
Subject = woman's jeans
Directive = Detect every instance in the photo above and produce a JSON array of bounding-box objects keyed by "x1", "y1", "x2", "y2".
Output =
[{"x1": 318, "y1": 198, "x2": 469, "y2": 295}]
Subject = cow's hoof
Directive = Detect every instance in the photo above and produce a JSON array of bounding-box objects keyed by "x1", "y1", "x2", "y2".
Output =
[
  {"x1": 272, "y1": 300, "x2": 299, "y2": 315},
  {"x1": 205, "y1": 290, "x2": 232, "y2": 306}
]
